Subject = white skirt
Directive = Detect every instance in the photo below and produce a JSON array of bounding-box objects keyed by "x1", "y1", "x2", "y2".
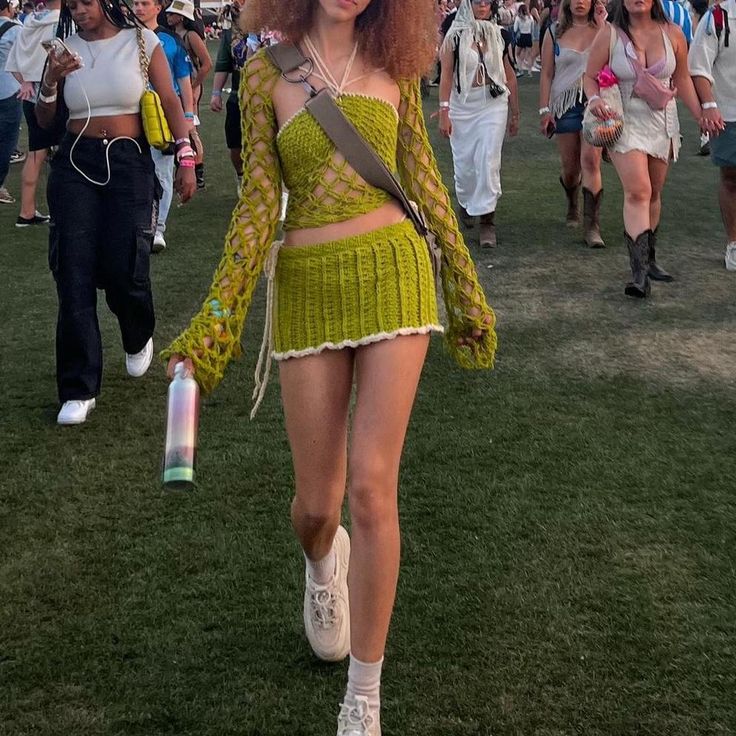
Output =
[{"x1": 449, "y1": 86, "x2": 509, "y2": 216}]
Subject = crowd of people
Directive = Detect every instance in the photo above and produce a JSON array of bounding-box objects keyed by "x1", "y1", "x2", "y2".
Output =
[{"x1": 1, "y1": 0, "x2": 734, "y2": 733}]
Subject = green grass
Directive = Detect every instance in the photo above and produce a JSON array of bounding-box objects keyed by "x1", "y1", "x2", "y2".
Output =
[{"x1": 1, "y1": 74, "x2": 735, "y2": 735}]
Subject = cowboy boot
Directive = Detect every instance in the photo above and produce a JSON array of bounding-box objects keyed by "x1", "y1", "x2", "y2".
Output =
[
  {"x1": 560, "y1": 176, "x2": 581, "y2": 227},
  {"x1": 459, "y1": 205, "x2": 475, "y2": 228},
  {"x1": 582, "y1": 188, "x2": 605, "y2": 248},
  {"x1": 624, "y1": 230, "x2": 651, "y2": 298},
  {"x1": 479, "y1": 212, "x2": 496, "y2": 248},
  {"x1": 647, "y1": 228, "x2": 674, "y2": 282}
]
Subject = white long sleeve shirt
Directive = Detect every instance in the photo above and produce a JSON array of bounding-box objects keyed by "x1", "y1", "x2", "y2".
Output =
[{"x1": 688, "y1": 0, "x2": 736, "y2": 122}]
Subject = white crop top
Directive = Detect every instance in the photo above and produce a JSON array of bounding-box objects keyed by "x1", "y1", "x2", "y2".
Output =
[{"x1": 62, "y1": 27, "x2": 160, "y2": 120}]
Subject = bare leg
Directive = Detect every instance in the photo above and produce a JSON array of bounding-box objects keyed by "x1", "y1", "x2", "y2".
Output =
[
  {"x1": 610, "y1": 150, "x2": 653, "y2": 235},
  {"x1": 556, "y1": 132, "x2": 581, "y2": 188},
  {"x1": 720, "y1": 166, "x2": 736, "y2": 241},
  {"x1": 279, "y1": 348, "x2": 355, "y2": 562},
  {"x1": 19, "y1": 149, "x2": 47, "y2": 219},
  {"x1": 347, "y1": 334, "x2": 429, "y2": 662},
  {"x1": 580, "y1": 138, "x2": 603, "y2": 193},
  {"x1": 646, "y1": 155, "x2": 670, "y2": 232}
]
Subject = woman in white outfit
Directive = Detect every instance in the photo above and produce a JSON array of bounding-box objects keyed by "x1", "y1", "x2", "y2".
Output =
[
  {"x1": 585, "y1": 0, "x2": 712, "y2": 297},
  {"x1": 438, "y1": 0, "x2": 519, "y2": 248}
]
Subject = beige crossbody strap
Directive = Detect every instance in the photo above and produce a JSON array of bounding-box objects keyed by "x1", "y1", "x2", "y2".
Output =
[{"x1": 266, "y1": 43, "x2": 429, "y2": 237}]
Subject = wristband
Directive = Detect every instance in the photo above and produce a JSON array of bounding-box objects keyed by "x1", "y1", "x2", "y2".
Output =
[
  {"x1": 184, "y1": 112, "x2": 195, "y2": 120},
  {"x1": 538, "y1": 106, "x2": 550, "y2": 115},
  {"x1": 439, "y1": 101, "x2": 450, "y2": 108},
  {"x1": 39, "y1": 91, "x2": 57, "y2": 104},
  {"x1": 211, "y1": 89, "x2": 222, "y2": 97},
  {"x1": 701, "y1": 101, "x2": 718, "y2": 110},
  {"x1": 178, "y1": 158, "x2": 195, "y2": 168},
  {"x1": 174, "y1": 137, "x2": 190, "y2": 146},
  {"x1": 176, "y1": 147, "x2": 195, "y2": 161}
]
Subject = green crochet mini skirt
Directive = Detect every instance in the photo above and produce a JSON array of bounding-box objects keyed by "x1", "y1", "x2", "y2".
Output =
[{"x1": 272, "y1": 220, "x2": 444, "y2": 360}]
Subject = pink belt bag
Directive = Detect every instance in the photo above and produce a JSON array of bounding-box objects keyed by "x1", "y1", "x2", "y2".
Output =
[{"x1": 616, "y1": 27, "x2": 676, "y2": 111}]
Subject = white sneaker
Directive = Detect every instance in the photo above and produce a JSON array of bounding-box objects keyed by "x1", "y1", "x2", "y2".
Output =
[
  {"x1": 304, "y1": 525, "x2": 350, "y2": 661},
  {"x1": 337, "y1": 695, "x2": 380, "y2": 736},
  {"x1": 126, "y1": 337, "x2": 153, "y2": 377},
  {"x1": 725, "y1": 242, "x2": 736, "y2": 272},
  {"x1": 57, "y1": 398, "x2": 96, "y2": 425},
  {"x1": 0, "y1": 187, "x2": 14, "y2": 204},
  {"x1": 152, "y1": 231, "x2": 166, "y2": 253}
]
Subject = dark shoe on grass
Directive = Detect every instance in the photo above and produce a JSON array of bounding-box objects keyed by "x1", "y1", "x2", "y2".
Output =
[{"x1": 16, "y1": 211, "x2": 50, "y2": 227}]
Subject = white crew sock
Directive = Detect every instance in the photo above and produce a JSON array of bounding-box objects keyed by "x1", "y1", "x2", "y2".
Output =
[
  {"x1": 346, "y1": 655, "x2": 383, "y2": 714},
  {"x1": 305, "y1": 547, "x2": 336, "y2": 586}
]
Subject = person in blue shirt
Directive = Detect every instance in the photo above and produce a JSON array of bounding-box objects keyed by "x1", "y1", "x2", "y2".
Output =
[
  {"x1": 661, "y1": 0, "x2": 693, "y2": 43},
  {"x1": 134, "y1": 0, "x2": 194, "y2": 252},
  {"x1": 0, "y1": 0, "x2": 22, "y2": 204}
]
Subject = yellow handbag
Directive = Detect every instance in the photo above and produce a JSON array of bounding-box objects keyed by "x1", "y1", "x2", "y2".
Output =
[{"x1": 136, "y1": 27, "x2": 174, "y2": 151}]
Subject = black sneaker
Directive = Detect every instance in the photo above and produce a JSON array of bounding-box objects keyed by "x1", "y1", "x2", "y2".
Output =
[{"x1": 16, "y1": 211, "x2": 51, "y2": 228}]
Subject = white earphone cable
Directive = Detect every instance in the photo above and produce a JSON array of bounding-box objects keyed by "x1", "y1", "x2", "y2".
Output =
[{"x1": 67, "y1": 68, "x2": 141, "y2": 187}]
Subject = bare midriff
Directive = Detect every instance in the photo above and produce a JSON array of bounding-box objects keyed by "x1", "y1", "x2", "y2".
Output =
[
  {"x1": 283, "y1": 200, "x2": 407, "y2": 248},
  {"x1": 66, "y1": 113, "x2": 143, "y2": 139}
]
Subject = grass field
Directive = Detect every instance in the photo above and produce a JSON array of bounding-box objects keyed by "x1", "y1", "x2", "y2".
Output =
[{"x1": 1, "y1": 71, "x2": 735, "y2": 736}]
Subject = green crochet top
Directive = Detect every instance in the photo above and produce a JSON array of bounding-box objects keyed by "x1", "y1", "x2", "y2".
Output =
[
  {"x1": 277, "y1": 93, "x2": 396, "y2": 230},
  {"x1": 162, "y1": 49, "x2": 497, "y2": 394}
]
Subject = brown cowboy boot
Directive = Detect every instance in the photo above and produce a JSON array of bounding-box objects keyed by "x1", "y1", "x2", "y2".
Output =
[
  {"x1": 479, "y1": 212, "x2": 496, "y2": 248},
  {"x1": 624, "y1": 230, "x2": 652, "y2": 298},
  {"x1": 560, "y1": 176, "x2": 581, "y2": 227},
  {"x1": 582, "y1": 188, "x2": 605, "y2": 248},
  {"x1": 458, "y1": 205, "x2": 475, "y2": 228},
  {"x1": 647, "y1": 228, "x2": 674, "y2": 282}
]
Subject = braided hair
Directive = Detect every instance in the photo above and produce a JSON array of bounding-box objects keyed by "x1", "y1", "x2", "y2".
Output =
[{"x1": 57, "y1": 0, "x2": 140, "y2": 39}]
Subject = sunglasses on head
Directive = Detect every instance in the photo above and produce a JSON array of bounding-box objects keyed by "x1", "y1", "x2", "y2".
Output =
[{"x1": 472, "y1": 0, "x2": 492, "y2": 5}]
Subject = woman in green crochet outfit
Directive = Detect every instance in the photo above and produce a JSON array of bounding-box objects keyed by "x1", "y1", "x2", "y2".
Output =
[{"x1": 164, "y1": 0, "x2": 496, "y2": 733}]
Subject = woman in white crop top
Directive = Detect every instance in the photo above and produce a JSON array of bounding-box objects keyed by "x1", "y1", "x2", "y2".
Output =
[{"x1": 34, "y1": 0, "x2": 196, "y2": 426}]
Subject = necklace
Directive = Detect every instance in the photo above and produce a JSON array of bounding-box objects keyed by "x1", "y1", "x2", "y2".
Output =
[
  {"x1": 85, "y1": 40, "x2": 102, "y2": 68},
  {"x1": 572, "y1": 21, "x2": 590, "y2": 26},
  {"x1": 303, "y1": 35, "x2": 359, "y2": 95}
]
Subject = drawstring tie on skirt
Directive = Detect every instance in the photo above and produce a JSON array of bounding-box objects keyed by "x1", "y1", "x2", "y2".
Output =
[{"x1": 251, "y1": 239, "x2": 282, "y2": 419}]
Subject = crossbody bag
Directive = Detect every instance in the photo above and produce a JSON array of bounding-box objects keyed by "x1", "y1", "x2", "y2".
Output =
[
  {"x1": 136, "y1": 27, "x2": 175, "y2": 151},
  {"x1": 265, "y1": 43, "x2": 442, "y2": 286},
  {"x1": 616, "y1": 26, "x2": 676, "y2": 111}
]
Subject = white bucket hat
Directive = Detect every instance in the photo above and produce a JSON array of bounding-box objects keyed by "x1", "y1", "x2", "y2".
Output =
[{"x1": 166, "y1": 0, "x2": 196, "y2": 21}]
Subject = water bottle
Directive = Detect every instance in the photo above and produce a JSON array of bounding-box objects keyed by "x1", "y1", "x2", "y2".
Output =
[{"x1": 162, "y1": 361, "x2": 200, "y2": 490}]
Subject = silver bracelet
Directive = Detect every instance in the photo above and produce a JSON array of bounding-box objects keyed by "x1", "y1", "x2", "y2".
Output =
[
  {"x1": 439, "y1": 101, "x2": 450, "y2": 109},
  {"x1": 38, "y1": 91, "x2": 57, "y2": 104},
  {"x1": 539, "y1": 105, "x2": 551, "y2": 116}
]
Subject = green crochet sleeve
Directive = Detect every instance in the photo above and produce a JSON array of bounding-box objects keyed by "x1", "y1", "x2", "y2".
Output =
[
  {"x1": 395, "y1": 78, "x2": 497, "y2": 370},
  {"x1": 160, "y1": 51, "x2": 283, "y2": 394}
]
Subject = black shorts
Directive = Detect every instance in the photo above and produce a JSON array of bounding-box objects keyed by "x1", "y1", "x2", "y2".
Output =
[
  {"x1": 225, "y1": 94, "x2": 241, "y2": 150},
  {"x1": 23, "y1": 99, "x2": 63, "y2": 152},
  {"x1": 517, "y1": 33, "x2": 533, "y2": 48}
]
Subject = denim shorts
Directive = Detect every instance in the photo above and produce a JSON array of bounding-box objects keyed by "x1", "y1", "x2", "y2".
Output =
[
  {"x1": 555, "y1": 100, "x2": 585, "y2": 135},
  {"x1": 711, "y1": 121, "x2": 736, "y2": 168}
]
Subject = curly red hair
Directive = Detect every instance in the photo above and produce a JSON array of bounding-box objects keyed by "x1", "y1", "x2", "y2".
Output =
[{"x1": 242, "y1": 0, "x2": 438, "y2": 79}]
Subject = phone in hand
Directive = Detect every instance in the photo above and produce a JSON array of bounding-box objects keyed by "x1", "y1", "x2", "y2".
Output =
[
  {"x1": 41, "y1": 38, "x2": 74, "y2": 59},
  {"x1": 544, "y1": 118, "x2": 556, "y2": 138}
]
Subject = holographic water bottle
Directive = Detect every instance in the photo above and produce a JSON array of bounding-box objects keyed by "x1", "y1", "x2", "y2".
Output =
[{"x1": 162, "y1": 362, "x2": 199, "y2": 490}]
